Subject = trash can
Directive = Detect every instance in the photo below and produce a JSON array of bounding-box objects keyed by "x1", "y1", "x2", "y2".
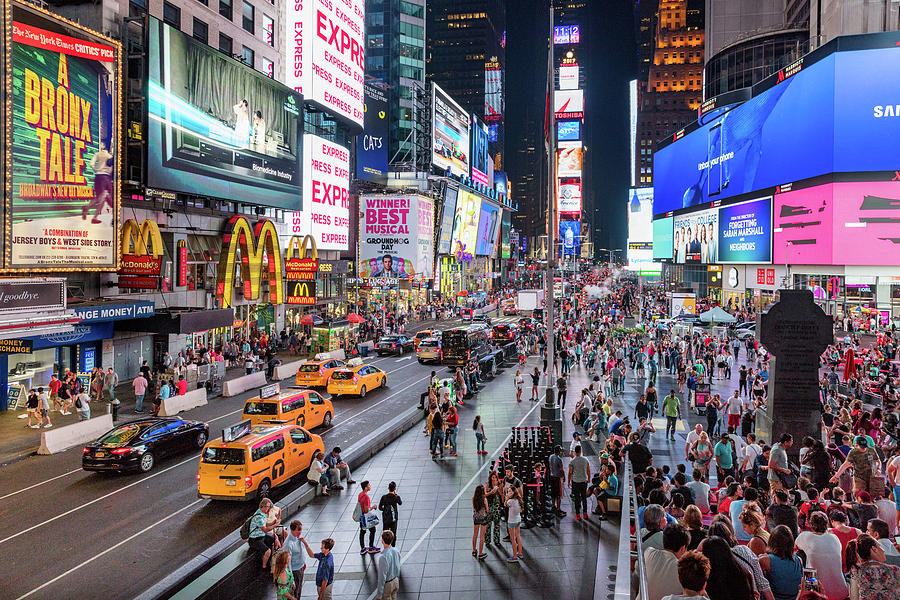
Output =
[{"x1": 358, "y1": 344, "x2": 369, "y2": 358}]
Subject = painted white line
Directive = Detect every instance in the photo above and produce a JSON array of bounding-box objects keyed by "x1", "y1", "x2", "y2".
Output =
[
  {"x1": 0, "y1": 468, "x2": 82, "y2": 501},
  {"x1": 326, "y1": 374, "x2": 431, "y2": 435},
  {"x1": 207, "y1": 408, "x2": 244, "y2": 424},
  {"x1": 14, "y1": 499, "x2": 204, "y2": 600}
]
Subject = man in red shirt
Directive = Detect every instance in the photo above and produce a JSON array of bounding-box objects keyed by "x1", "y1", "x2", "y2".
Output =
[
  {"x1": 49, "y1": 374, "x2": 63, "y2": 413},
  {"x1": 176, "y1": 375, "x2": 188, "y2": 396}
]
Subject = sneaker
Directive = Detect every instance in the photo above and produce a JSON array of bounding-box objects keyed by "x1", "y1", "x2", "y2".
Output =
[
  {"x1": 348, "y1": 480, "x2": 356, "y2": 484},
  {"x1": 582, "y1": 513, "x2": 589, "y2": 520},
  {"x1": 368, "y1": 546, "x2": 381, "y2": 554},
  {"x1": 30, "y1": 424, "x2": 39, "y2": 428},
  {"x1": 506, "y1": 557, "x2": 519, "y2": 563},
  {"x1": 478, "y1": 553, "x2": 487, "y2": 560},
  {"x1": 517, "y1": 553, "x2": 524, "y2": 559},
  {"x1": 597, "y1": 514, "x2": 606, "y2": 521},
  {"x1": 574, "y1": 514, "x2": 581, "y2": 521},
  {"x1": 44, "y1": 424, "x2": 53, "y2": 428},
  {"x1": 330, "y1": 485, "x2": 344, "y2": 490},
  {"x1": 360, "y1": 548, "x2": 368, "y2": 555}
]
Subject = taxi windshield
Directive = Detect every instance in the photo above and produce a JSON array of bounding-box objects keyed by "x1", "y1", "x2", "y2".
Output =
[
  {"x1": 298, "y1": 364, "x2": 321, "y2": 372},
  {"x1": 331, "y1": 370, "x2": 354, "y2": 380},
  {"x1": 243, "y1": 402, "x2": 278, "y2": 415},
  {"x1": 201, "y1": 447, "x2": 245, "y2": 465}
]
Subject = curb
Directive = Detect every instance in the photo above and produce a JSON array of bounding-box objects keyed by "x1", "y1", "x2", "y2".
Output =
[{"x1": 135, "y1": 404, "x2": 426, "y2": 600}]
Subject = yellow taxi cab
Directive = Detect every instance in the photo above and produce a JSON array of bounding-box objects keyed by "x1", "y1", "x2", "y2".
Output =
[
  {"x1": 242, "y1": 386, "x2": 334, "y2": 429},
  {"x1": 295, "y1": 358, "x2": 346, "y2": 387},
  {"x1": 413, "y1": 330, "x2": 440, "y2": 349},
  {"x1": 326, "y1": 363, "x2": 387, "y2": 398},
  {"x1": 197, "y1": 421, "x2": 325, "y2": 501}
]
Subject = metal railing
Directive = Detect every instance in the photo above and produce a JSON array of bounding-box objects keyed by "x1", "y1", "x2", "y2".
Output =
[{"x1": 603, "y1": 459, "x2": 648, "y2": 600}]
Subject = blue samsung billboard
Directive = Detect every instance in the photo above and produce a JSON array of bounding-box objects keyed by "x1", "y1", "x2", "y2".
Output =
[{"x1": 653, "y1": 46, "x2": 900, "y2": 216}]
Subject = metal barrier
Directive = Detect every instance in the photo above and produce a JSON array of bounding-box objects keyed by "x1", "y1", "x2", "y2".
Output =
[{"x1": 604, "y1": 459, "x2": 648, "y2": 600}]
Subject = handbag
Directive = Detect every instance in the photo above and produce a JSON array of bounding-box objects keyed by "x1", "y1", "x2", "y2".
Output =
[
  {"x1": 778, "y1": 470, "x2": 798, "y2": 489},
  {"x1": 362, "y1": 512, "x2": 379, "y2": 528},
  {"x1": 473, "y1": 508, "x2": 489, "y2": 525},
  {"x1": 352, "y1": 501, "x2": 361, "y2": 522}
]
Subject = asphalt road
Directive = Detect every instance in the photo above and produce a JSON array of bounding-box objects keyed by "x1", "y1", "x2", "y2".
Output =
[{"x1": 0, "y1": 315, "x2": 518, "y2": 600}]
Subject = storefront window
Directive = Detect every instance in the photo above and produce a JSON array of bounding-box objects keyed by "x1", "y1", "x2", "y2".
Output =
[{"x1": 7, "y1": 348, "x2": 58, "y2": 399}]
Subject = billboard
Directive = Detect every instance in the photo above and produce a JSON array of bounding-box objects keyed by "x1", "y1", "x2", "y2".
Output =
[
  {"x1": 627, "y1": 188, "x2": 653, "y2": 269},
  {"x1": 557, "y1": 120, "x2": 581, "y2": 141},
  {"x1": 717, "y1": 197, "x2": 773, "y2": 264},
  {"x1": 493, "y1": 171, "x2": 509, "y2": 196},
  {"x1": 673, "y1": 207, "x2": 718, "y2": 264},
  {"x1": 557, "y1": 141, "x2": 583, "y2": 177},
  {"x1": 147, "y1": 18, "x2": 302, "y2": 209},
  {"x1": 553, "y1": 25, "x2": 580, "y2": 45},
  {"x1": 356, "y1": 83, "x2": 389, "y2": 183},
  {"x1": 653, "y1": 216, "x2": 674, "y2": 260},
  {"x1": 484, "y1": 60, "x2": 502, "y2": 122},
  {"x1": 559, "y1": 65, "x2": 579, "y2": 90},
  {"x1": 773, "y1": 180, "x2": 900, "y2": 266},
  {"x1": 359, "y1": 195, "x2": 434, "y2": 279},
  {"x1": 500, "y1": 211, "x2": 511, "y2": 259},
  {"x1": 475, "y1": 202, "x2": 501, "y2": 256},
  {"x1": 559, "y1": 220, "x2": 580, "y2": 257},
  {"x1": 671, "y1": 293, "x2": 696, "y2": 316},
  {"x1": 450, "y1": 189, "x2": 481, "y2": 260},
  {"x1": 437, "y1": 186, "x2": 457, "y2": 254},
  {"x1": 558, "y1": 178, "x2": 582, "y2": 214},
  {"x1": 653, "y1": 47, "x2": 900, "y2": 216},
  {"x1": 629, "y1": 79, "x2": 637, "y2": 187},
  {"x1": 283, "y1": 0, "x2": 365, "y2": 126},
  {"x1": 298, "y1": 135, "x2": 350, "y2": 250},
  {"x1": 471, "y1": 116, "x2": 490, "y2": 186},
  {"x1": 432, "y1": 83, "x2": 470, "y2": 177},
  {"x1": 215, "y1": 217, "x2": 283, "y2": 308},
  {"x1": 554, "y1": 89, "x2": 584, "y2": 118},
  {"x1": 7, "y1": 4, "x2": 120, "y2": 270}
]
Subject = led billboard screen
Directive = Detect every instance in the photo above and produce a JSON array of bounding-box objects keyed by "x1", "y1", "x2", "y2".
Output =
[
  {"x1": 148, "y1": 19, "x2": 303, "y2": 208},
  {"x1": 437, "y1": 186, "x2": 458, "y2": 255},
  {"x1": 300, "y1": 135, "x2": 350, "y2": 250},
  {"x1": 773, "y1": 180, "x2": 900, "y2": 266},
  {"x1": 356, "y1": 83, "x2": 389, "y2": 183},
  {"x1": 283, "y1": 0, "x2": 365, "y2": 126},
  {"x1": 432, "y1": 84, "x2": 470, "y2": 177},
  {"x1": 471, "y1": 116, "x2": 490, "y2": 186},
  {"x1": 359, "y1": 195, "x2": 434, "y2": 279},
  {"x1": 553, "y1": 25, "x2": 580, "y2": 45},
  {"x1": 558, "y1": 178, "x2": 582, "y2": 214},
  {"x1": 559, "y1": 65, "x2": 579, "y2": 90},
  {"x1": 7, "y1": 5, "x2": 120, "y2": 270},
  {"x1": 673, "y1": 207, "x2": 718, "y2": 264},
  {"x1": 653, "y1": 47, "x2": 900, "y2": 216},
  {"x1": 450, "y1": 189, "x2": 481, "y2": 259},
  {"x1": 717, "y1": 197, "x2": 772, "y2": 264},
  {"x1": 475, "y1": 202, "x2": 500, "y2": 256},
  {"x1": 500, "y1": 211, "x2": 512, "y2": 259},
  {"x1": 627, "y1": 189, "x2": 653, "y2": 270},
  {"x1": 652, "y1": 216, "x2": 674, "y2": 260},
  {"x1": 557, "y1": 120, "x2": 581, "y2": 141},
  {"x1": 559, "y1": 220, "x2": 580, "y2": 257},
  {"x1": 554, "y1": 89, "x2": 584, "y2": 116},
  {"x1": 557, "y1": 142, "x2": 583, "y2": 178},
  {"x1": 485, "y1": 63, "x2": 502, "y2": 122}
]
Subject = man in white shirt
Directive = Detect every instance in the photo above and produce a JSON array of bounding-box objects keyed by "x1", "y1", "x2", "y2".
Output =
[
  {"x1": 685, "y1": 469, "x2": 711, "y2": 513},
  {"x1": 741, "y1": 433, "x2": 762, "y2": 474},
  {"x1": 684, "y1": 424, "x2": 703, "y2": 463},
  {"x1": 641, "y1": 523, "x2": 690, "y2": 600},
  {"x1": 726, "y1": 428, "x2": 746, "y2": 468},
  {"x1": 724, "y1": 390, "x2": 743, "y2": 431}
]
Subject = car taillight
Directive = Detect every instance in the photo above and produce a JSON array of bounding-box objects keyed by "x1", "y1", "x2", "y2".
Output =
[
  {"x1": 244, "y1": 476, "x2": 252, "y2": 488},
  {"x1": 111, "y1": 447, "x2": 133, "y2": 455},
  {"x1": 393, "y1": 344, "x2": 397, "y2": 348},
  {"x1": 82, "y1": 448, "x2": 90, "y2": 454},
  {"x1": 467, "y1": 350, "x2": 471, "y2": 359},
  {"x1": 353, "y1": 375, "x2": 359, "y2": 383},
  {"x1": 197, "y1": 473, "x2": 201, "y2": 482}
]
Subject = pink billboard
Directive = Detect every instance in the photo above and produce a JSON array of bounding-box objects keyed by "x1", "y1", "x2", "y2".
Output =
[{"x1": 774, "y1": 181, "x2": 900, "y2": 266}]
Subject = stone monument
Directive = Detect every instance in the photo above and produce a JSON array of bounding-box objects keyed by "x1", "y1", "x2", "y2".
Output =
[{"x1": 758, "y1": 289, "x2": 833, "y2": 459}]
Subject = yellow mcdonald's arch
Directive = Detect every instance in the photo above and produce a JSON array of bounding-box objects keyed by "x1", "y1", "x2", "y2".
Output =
[
  {"x1": 285, "y1": 235, "x2": 318, "y2": 260},
  {"x1": 121, "y1": 219, "x2": 164, "y2": 257},
  {"x1": 215, "y1": 216, "x2": 284, "y2": 308}
]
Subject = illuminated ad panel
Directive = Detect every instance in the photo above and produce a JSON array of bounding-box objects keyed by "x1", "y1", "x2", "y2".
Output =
[
  {"x1": 553, "y1": 25, "x2": 580, "y2": 45},
  {"x1": 449, "y1": 189, "x2": 481, "y2": 261},
  {"x1": 626, "y1": 188, "x2": 654, "y2": 271},
  {"x1": 559, "y1": 220, "x2": 580, "y2": 257},
  {"x1": 283, "y1": 0, "x2": 365, "y2": 126},
  {"x1": 653, "y1": 216, "x2": 674, "y2": 260},
  {"x1": 359, "y1": 195, "x2": 434, "y2": 279},
  {"x1": 484, "y1": 59, "x2": 502, "y2": 122},
  {"x1": 558, "y1": 178, "x2": 582, "y2": 214},
  {"x1": 298, "y1": 135, "x2": 350, "y2": 250},
  {"x1": 6, "y1": 2, "x2": 121, "y2": 270},
  {"x1": 629, "y1": 79, "x2": 637, "y2": 187},
  {"x1": 475, "y1": 202, "x2": 501, "y2": 257},
  {"x1": 716, "y1": 197, "x2": 772, "y2": 264},
  {"x1": 559, "y1": 65, "x2": 579, "y2": 90},
  {"x1": 432, "y1": 83, "x2": 470, "y2": 177},
  {"x1": 557, "y1": 141, "x2": 583, "y2": 178},
  {"x1": 554, "y1": 89, "x2": 583, "y2": 120},
  {"x1": 673, "y1": 207, "x2": 718, "y2": 264},
  {"x1": 557, "y1": 120, "x2": 581, "y2": 142},
  {"x1": 148, "y1": 18, "x2": 303, "y2": 209},
  {"x1": 470, "y1": 116, "x2": 490, "y2": 186}
]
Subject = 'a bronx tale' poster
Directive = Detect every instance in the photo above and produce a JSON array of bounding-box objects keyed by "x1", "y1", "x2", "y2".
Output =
[{"x1": 7, "y1": 4, "x2": 119, "y2": 269}]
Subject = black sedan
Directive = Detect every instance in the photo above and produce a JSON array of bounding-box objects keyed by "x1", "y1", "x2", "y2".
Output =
[
  {"x1": 82, "y1": 417, "x2": 209, "y2": 473},
  {"x1": 375, "y1": 335, "x2": 415, "y2": 355}
]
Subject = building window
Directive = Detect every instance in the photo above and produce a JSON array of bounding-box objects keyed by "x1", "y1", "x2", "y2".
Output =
[
  {"x1": 163, "y1": 1, "x2": 181, "y2": 28},
  {"x1": 241, "y1": 45, "x2": 254, "y2": 67},
  {"x1": 263, "y1": 15, "x2": 274, "y2": 46},
  {"x1": 219, "y1": 32, "x2": 233, "y2": 56},
  {"x1": 262, "y1": 57, "x2": 274, "y2": 77},
  {"x1": 242, "y1": 2, "x2": 255, "y2": 33},
  {"x1": 219, "y1": 0, "x2": 233, "y2": 21},
  {"x1": 193, "y1": 18, "x2": 208, "y2": 44}
]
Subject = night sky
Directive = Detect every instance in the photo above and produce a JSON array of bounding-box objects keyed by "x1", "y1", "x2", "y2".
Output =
[{"x1": 505, "y1": 0, "x2": 636, "y2": 255}]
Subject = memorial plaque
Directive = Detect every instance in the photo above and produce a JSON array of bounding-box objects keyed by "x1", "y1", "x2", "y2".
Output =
[{"x1": 758, "y1": 290, "x2": 832, "y2": 459}]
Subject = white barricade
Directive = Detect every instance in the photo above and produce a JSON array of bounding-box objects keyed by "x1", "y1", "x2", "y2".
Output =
[
  {"x1": 222, "y1": 371, "x2": 267, "y2": 397},
  {"x1": 273, "y1": 360, "x2": 304, "y2": 382},
  {"x1": 38, "y1": 413, "x2": 114, "y2": 455},
  {"x1": 158, "y1": 387, "x2": 208, "y2": 416}
]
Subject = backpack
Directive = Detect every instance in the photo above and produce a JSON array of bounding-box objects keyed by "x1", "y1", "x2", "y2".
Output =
[
  {"x1": 352, "y1": 501, "x2": 362, "y2": 522},
  {"x1": 240, "y1": 517, "x2": 253, "y2": 540},
  {"x1": 75, "y1": 396, "x2": 83, "y2": 409}
]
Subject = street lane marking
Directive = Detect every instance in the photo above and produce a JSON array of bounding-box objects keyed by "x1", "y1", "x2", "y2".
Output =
[
  {"x1": 13, "y1": 499, "x2": 204, "y2": 600},
  {"x1": 0, "y1": 468, "x2": 83, "y2": 500},
  {"x1": 362, "y1": 389, "x2": 546, "y2": 600}
]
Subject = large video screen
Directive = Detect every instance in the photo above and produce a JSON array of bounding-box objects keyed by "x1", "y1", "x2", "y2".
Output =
[
  {"x1": 559, "y1": 220, "x2": 580, "y2": 257},
  {"x1": 359, "y1": 195, "x2": 433, "y2": 279},
  {"x1": 437, "y1": 186, "x2": 458, "y2": 255},
  {"x1": 558, "y1": 178, "x2": 582, "y2": 214},
  {"x1": 557, "y1": 120, "x2": 581, "y2": 141},
  {"x1": 147, "y1": 18, "x2": 302, "y2": 208},
  {"x1": 673, "y1": 207, "x2": 718, "y2": 264},
  {"x1": 432, "y1": 84, "x2": 470, "y2": 177},
  {"x1": 485, "y1": 64, "x2": 502, "y2": 122},
  {"x1": 557, "y1": 142, "x2": 583, "y2": 177},
  {"x1": 500, "y1": 211, "x2": 512, "y2": 259},
  {"x1": 717, "y1": 197, "x2": 772, "y2": 264},
  {"x1": 450, "y1": 189, "x2": 481, "y2": 257},
  {"x1": 774, "y1": 180, "x2": 900, "y2": 266},
  {"x1": 356, "y1": 83, "x2": 389, "y2": 183},
  {"x1": 471, "y1": 116, "x2": 490, "y2": 186},
  {"x1": 653, "y1": 47, "x2": 900, "y2": 216},
  {"x1": 652, "y1": 216, "x2": 674, "y2": 260},
  {"x1": 475, "y1": 202, "x2": 500, "y2": 256},
  {"x1": 7, "y1": 4, "x2": 120, "y2": 269},
  {"x1": 627, "y1": 189, "x2": 653, "y2": 269}
]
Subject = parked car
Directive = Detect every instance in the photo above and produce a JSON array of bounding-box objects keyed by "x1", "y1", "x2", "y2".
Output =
[
  {"x1": 733, "y1": 323, "x2": 756, "y2": 340},
  {"x1": 376, "y1": 335, "x2": 414, "y2": 355},
  {"x1": 83, "y1": 417, "x2": 209, "y2": 474}
]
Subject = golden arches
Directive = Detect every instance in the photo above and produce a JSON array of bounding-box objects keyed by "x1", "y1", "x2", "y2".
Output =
[{"x1": 215, "y1": 216, "x2": 284, "y2": 308}]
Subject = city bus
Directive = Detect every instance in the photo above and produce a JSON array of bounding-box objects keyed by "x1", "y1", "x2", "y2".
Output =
[{"x1": 441, "y1": 324, "x2": 492, "y2": 367}]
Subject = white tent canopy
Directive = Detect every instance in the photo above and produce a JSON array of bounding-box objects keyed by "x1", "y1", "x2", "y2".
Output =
[{"x1": 698, "y1": 306, "x2": 736, "y2": 323}]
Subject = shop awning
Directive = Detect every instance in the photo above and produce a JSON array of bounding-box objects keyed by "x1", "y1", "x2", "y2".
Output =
[{"x1": 119, "y1": 308, "x2": 234, "y2": 334}]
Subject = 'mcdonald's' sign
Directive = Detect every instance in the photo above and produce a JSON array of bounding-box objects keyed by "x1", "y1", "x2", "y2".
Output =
[{"x1": 215, "y1": 216, "x2": 283, "y2": 308}]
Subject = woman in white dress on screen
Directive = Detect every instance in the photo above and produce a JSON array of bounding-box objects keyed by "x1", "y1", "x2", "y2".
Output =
[{"x1": 233, "y1": 100, "x2": 251, "y2": 148}]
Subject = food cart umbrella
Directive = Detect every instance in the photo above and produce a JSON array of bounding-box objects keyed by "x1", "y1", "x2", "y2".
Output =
[
  {"x1": 300, "y1": 314, "x2": 324, "y2": 325},
  {"x1": 346, "y1": 313, "x2": 366, "y2": 324}
]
